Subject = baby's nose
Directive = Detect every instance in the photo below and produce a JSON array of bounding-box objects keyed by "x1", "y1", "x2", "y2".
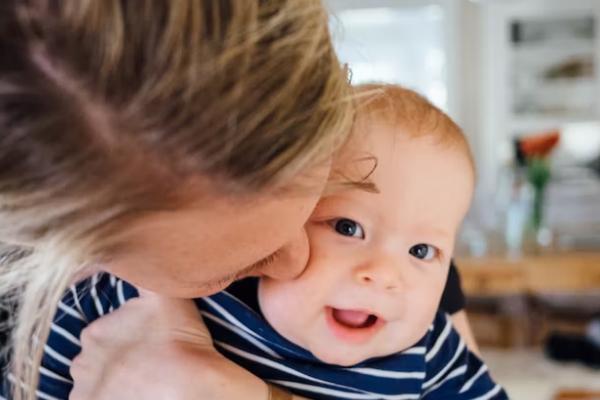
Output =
[{"x1": 353, "y1": 258, "x2": 404, "y2": 291}]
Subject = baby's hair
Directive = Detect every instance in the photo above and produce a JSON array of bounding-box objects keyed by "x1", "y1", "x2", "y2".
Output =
[
  {"x1": 353, "y1": 84, "x2": 475, "y2": 174},
  {"x1": 327, "y1": 84, "x2": 475, "y2": 195}
]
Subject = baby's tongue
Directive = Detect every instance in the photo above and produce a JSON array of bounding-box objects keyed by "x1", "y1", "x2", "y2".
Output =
[{"x1": 332, "y1": 309, "x2": 370, "y2": 328}]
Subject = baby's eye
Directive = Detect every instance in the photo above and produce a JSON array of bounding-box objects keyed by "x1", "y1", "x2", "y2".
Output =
[
  {"x1": 331, "y1": 218, "x2": 365, "y2": 239},
  {"x1": 409, "y1": 244, "x2": 438, "y2": 261}
]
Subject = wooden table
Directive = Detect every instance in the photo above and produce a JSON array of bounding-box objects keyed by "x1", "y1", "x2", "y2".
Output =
[
  {"x1": 455, "y1": 251, "x2": 600, "y2": 346},
  {"x1": 456, "y1": 251, "x2": 600, "y2": 296}
]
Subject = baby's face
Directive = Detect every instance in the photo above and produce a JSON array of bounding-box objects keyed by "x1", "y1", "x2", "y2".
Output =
[{"x1": 259, "y1": 121, "x2": 474, "y2": 366}]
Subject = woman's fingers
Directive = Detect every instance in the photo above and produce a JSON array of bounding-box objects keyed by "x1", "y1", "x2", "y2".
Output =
[{"x1": 70, "y1": 294, "x2": 269, "y2": 400}]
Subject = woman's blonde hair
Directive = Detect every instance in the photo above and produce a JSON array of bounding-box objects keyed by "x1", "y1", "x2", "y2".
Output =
[{"x1": 0, "y1": 1, "x2": 352, "y2": 398}]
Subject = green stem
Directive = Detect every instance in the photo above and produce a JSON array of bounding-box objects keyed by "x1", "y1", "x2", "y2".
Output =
[{"x1": 532, "y1": 184, "x2": 545, "y2": 231}]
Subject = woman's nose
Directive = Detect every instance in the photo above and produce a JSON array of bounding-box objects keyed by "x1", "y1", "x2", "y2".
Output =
[
  {"x1": 260, "y1": 228, "x2": 309, "y2": 280},
  {"x1": 353, "y1": 256, "x2": 404, "y2": 291}
]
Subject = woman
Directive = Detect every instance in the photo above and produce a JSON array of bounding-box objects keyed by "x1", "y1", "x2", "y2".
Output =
[
  {"x1": 0, "y1": 1, "x2": 352, "y2": 399},
  {"x1": 0, "y1": 1, "x2": 476, "y2": 399}
]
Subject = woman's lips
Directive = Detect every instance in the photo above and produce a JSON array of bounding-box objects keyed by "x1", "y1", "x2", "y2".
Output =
[{"x1": 325, "y1": 306, "x2": 385, "y2": 344}]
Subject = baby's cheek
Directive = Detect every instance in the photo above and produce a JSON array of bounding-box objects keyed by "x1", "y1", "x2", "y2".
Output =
[
  {"x1": 410, "y1": 291, "x2": 442, "y2": 334},
  {"x1": 258, "y1": 279, "x2": 313, "y2": 347},
  {"x1": 258, "y1": 279, "x2": 291, "y2": 320}
]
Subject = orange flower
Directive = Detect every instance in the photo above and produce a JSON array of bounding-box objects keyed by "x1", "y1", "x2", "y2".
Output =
[{"x1": 519, "y1": 130, "x2": 560, "y2": 158}]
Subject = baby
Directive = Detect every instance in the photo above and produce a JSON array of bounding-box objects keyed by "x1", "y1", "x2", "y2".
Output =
[
  {"x1": 35, "y1": 84, "x2": 507, "y2": 400},
  {"x1": 198, "y1": 84, "x2": 508, "y2": 399}
]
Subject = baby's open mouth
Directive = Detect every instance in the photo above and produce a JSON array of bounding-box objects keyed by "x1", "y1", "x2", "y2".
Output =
[
  {"x1": 331, "y1": 308, "x2": 379, "y2": 329},
  {"x1": 325, "y1": 307, "x2": 385, "y2": 344}
]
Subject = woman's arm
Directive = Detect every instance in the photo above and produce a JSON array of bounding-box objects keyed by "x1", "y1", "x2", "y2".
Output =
[
  {"x1": 269, "y1": 385, "x2": 308, "y2": 400},
  {"x1": 449, "y1": 309, "x2": 480, "y2": 356}
]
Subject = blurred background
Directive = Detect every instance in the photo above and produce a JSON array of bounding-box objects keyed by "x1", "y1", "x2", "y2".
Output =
[{"x1": 325, "y1": 0, "x2": 600, "y2": 398}]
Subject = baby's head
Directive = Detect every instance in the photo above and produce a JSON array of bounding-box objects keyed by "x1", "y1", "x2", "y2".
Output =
[{"x1": 259, "y1": 84, "x2": 475, "y2": 366}]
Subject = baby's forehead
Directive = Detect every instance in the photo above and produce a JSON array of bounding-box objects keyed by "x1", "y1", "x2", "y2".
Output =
[
  {"x1": 327, "y1": 126, "x2": 474, "y2": 202},
  {"x1": 334, "y1": 117, "x2": 459, "y2": 162},
  {"x1": 338, "y1": 116, "x2": 472, "y2": 172}
]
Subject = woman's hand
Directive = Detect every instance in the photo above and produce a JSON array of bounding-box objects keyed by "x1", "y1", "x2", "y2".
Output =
[{"x1": 69, "y1": 293, "x2": 269, "y2": 400}]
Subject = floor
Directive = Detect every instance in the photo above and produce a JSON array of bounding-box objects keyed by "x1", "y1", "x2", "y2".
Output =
[{"x1": 482, "y1": 347, "x2": 600, "y2": 400}]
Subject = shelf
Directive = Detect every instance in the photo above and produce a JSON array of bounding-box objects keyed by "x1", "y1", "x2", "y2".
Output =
[
  {"x1": 509, "y1": 115, "x2": 600, "y2": 133},
  {"x1": 512, "y1": 38, "x2": 595, "y2": 56}
]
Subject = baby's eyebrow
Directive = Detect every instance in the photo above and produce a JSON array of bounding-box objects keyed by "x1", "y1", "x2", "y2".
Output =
[
  {"x1": 345, "y1": 180, "x2": 379, "y2": 193},
  {"x1": 326, "y1": 154, "x2": 380, "y2": 195},
  {"x1": 323, "y1": 178, "x2": 379, "y2": 196}
]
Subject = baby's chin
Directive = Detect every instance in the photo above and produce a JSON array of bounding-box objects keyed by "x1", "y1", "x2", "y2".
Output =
[
  {"x1": 308, "y1": 343, "x2": 383, "y2": 367},
  {"x1": 305, "y1": 331, "x2": 424, "y2": 367},
  {"x1": 314, "y1": 351, "x2": 367, "y2": 367}
]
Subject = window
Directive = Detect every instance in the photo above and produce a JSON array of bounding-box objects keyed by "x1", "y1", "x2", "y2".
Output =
[{"x1": 329, "y1": 3, "x2": 449, "y2": 111}]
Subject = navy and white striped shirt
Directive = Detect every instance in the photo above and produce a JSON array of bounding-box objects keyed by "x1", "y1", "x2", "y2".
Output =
[{"x1": 2, "y1": 273, "x2": 508, "y2": 399}]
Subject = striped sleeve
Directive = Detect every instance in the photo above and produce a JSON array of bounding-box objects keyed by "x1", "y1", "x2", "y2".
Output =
[
  {"x1": 421, "y1": 312, "x2": 508, "y2": 400},
  {"x1": 4, "y1": 273, "x2": 138, "y2": 400}
]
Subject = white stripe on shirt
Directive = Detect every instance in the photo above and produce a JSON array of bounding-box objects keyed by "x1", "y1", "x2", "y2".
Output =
[
  {"x1": 37, "y1": 389, "x2": 62, "y2": 400},
  {"x1": 116, "y1": 279, "x2": 126, "y2": 306},
  {"x1": 90, "y1": 273, "x2": 105, "y2": 317},
  {"x1": 50, "y1": 323, "x2": 81, "y2": 347},
  {"x1": 69, "y1": 285, "x2": 87, "y2": 323},
  {"x1": 221, "y1": 290, "x2": 262, "y2": 314},
  {"x1": 460, "y1": 364, "x2": 489, "y2": 393},
  {"x1": 402, "y1": 346, "x2": 426, "y2": 355},
  {"x1": 201, "y1": 311, "x2": 281, "y2": 359},
  {"x1": 345, "y1": 367, "x2": 425, "y2": 380},
  {"x1": 39, "y1": 366, "x2": 72, "y2": 384},
  {"x1": 425, "y1": 316, "x2": 452, "y2": 362},
  {"x1": 43, "y1": 345, "x2": 72, "y2": 368},
  {"x1": 57, "y1": 302, "x2": 86, "y2": 322},
  {"x1": 201, "y1": 297, "x2": 266, "y2": 341},
  {"x1": 422, "y1": 364, "x2": 467, "y2": 396},
  {"x1": 272, "y1": 380, "x2": 420, "y2": 400},
  {"x1": 471, "y1": 384, "x2": 503, "y2": 400},
  {"x1": 215, "y1": 341, "x2": 380, "y2": 395},
  {"x1": 422, "y1": 340, "x2": 465, "y2": 390}
]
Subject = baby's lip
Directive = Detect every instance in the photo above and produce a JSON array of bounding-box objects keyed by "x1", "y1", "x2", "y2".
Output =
[
  {"x1": 324, "y1": 306, "x2": 386, "y2": 344},
  {"x1": 331, "y1": 308, "x2": 379, "y2": 328}
]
